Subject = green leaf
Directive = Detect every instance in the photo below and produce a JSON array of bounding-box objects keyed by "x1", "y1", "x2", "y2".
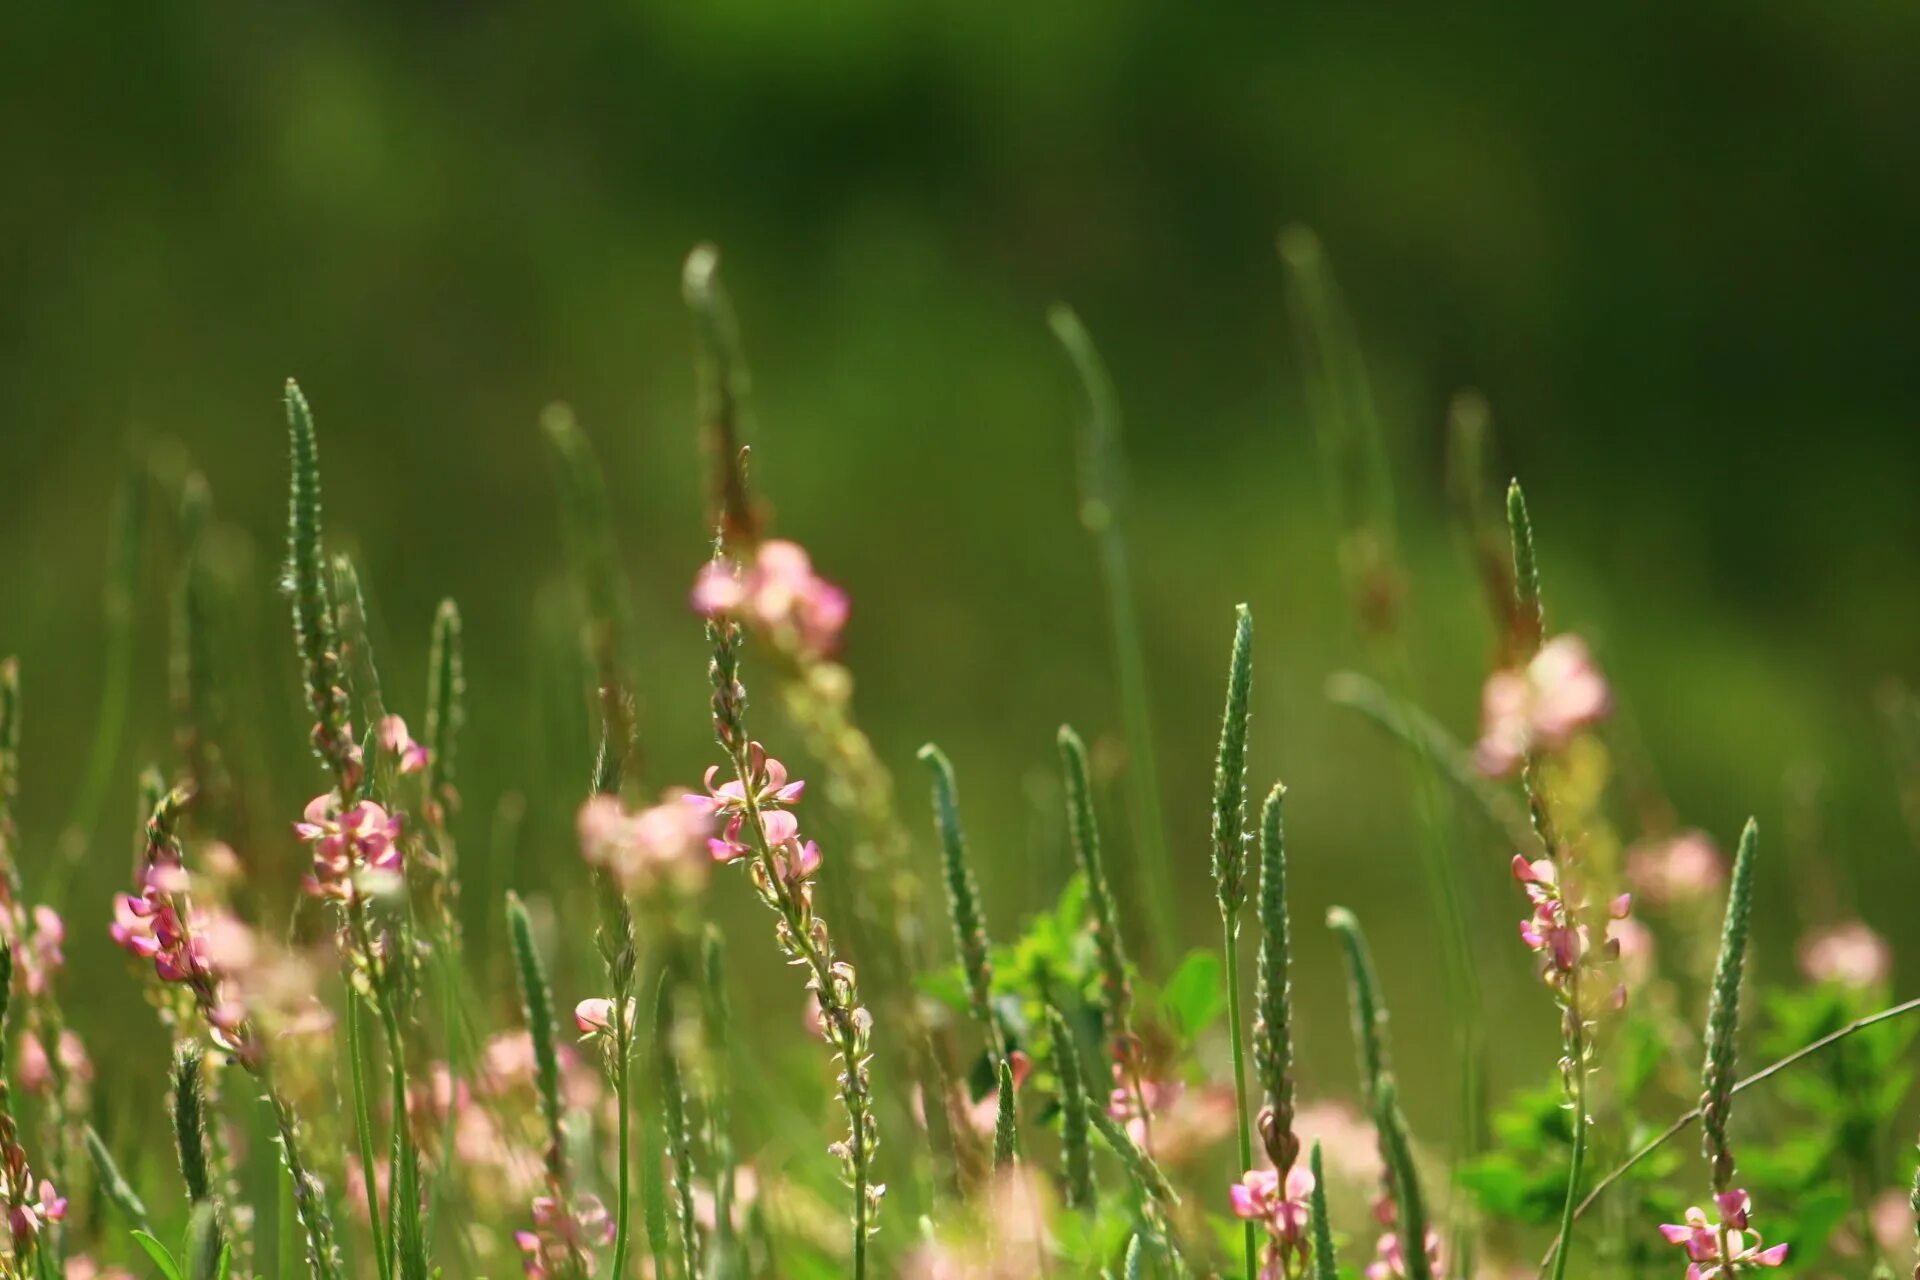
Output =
[
  {"x1": 131, "y1": 1230, "x2": 185, "y2": 1280},
  {"x1": 1158, "y1": 950, "x2": 1225, "y2": 1043}
]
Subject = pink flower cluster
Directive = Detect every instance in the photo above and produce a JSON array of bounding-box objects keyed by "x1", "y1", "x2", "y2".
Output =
[
  {"x1": 576, "y1": 793, "x2": 710, "y2": 894},
  {"x1": 0, "y1": 1171, "x2": 65, "y2": 1251},
  {"x1": 1626, "y1": 830, "x2": 1727, "y2": 907},
  {"x1": 1229, "y1": 1164, "x2": 1316, "y2": 1277},
  {"x1": 1, "y1": 903, "x2": 65, "y2": 998},
  {"x1": 1473, "y1": 635, "x2": 1610, "y2": 777},
  {"x1": 379, "y1": 714, "x2": 429, "y2": 776},
  {"x1": 690, "y1": 744, "x2": 822, "y2": 893},
  {"x1": 294, "y1": 794, "x2": 404, "y2": 902},
  {"x1": 110, "y1": 864, "x2": 254, "y2": 1059},
  {"x1": 1366, "y1": 1227, "x2": 1443, "y2": 1280},
  {"x1": 1797, "y1": 920, "x2": 1892, "y2": 990},
  {"x1": 692, "y1": 540, "x2": 849, "y2": 655},
  {"x1": 1658, "y1": 1190, "x2": 1788, "y2": 1276},
  {"x1": 515, "y1": 1191, "x2": 614, "y2": 1277},
  {"x1": 1512, "y1": 856, "x2": 1632, "y2": 1006}
]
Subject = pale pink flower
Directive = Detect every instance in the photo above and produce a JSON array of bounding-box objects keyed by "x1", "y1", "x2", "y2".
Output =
[
  {"x1": 295, "y1": 795, "x2": 403, "y2": 901},
  {"x1": 691, "y1": 541, "x2": 850, "y2": 654},
  {"x1": 1870, "y1": 1188, "x2": 1912, "y2": 1256},
  {"x1": 516, "y1": 1192, "x2": 614, "y2": 1277},
  {"x1": 1366, "y1": 1227, "x2": 1443, "y2": 1279},
  {"x1": 1658, "y1": 1191, "x2": 1788, "y2": 1274},
  {"x1": 1473, "y1": 635, "x2": 1611, "y2": 777},
  {"x1": 1230, "y1": 1164, "x2": 1317, "y2": 1274},
  {"x1": 1294, "y1": 1100, "x2": 1379, "y2": 1185},
  {"x1": 379, "y1": 715, "x2": 430, "y2": 775},
  {"x1": 577, "y1": 792, "x2": 711, "y2": 892},
  {"x1": 1798, "y1": 920, "x2": 1892, "y2": 990},
  {"x1": 18, "y1": 1030, "x2": 91, "y2": 1095},
  {"x1": 1626, "y1": 830, "x2": 1727, "y2": 906},
  {"x1": 6, "y1": 1177, "x2": 67, "y2": 1247},
  {"x1": 687, "y1": 743, "x2": 806, "y2": 816},
  {"x1": 573, "y1": 997, "x2": 637, "y2": 1041},
  {"x1": 66, "y1": 1258, "x2": 139, "y2": 1280}
]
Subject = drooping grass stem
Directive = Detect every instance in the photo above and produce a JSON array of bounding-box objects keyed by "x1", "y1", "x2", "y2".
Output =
[{"x1": 1048, "y1": 304, "x2": 1178, "y2": 964}]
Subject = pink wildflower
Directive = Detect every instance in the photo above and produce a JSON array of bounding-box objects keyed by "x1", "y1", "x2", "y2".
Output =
[
  {"x1": 294, "y1": 794, "x2": 403, "y2": 901},
  {"x1": 573, "y1": 997, "x2": 637, "y2": 1041},
  {"x1": 1230, "y1": 1164, "x2": 1316, "y2": 1274},
  {"x1": 1658, "y1": 1190, "x2": 1789, "y2": 1275},
  {"x1": 1366, "y1": 1227, "x2": 1443, "y2": 1280},
  {"x1": 1626, "y1": 830, "x2": 1727, "y2": 906},
  {"x1": 1473, "y1": 635, "x2": 1611, "y2": 777},
  {"x1": 1798, "y1": 920, "x2": 1892, "y2": 990},
  {"x1": 691, "y1": 540, "x2": 849, "y2": 654},
  {"x1": 18, "y1": 1030, "x2": 91, "y2": 1095},
  {"x1": 577, "y1": 792, "x2": 711, "y2": 892},
  {"x1": 378, "y1": 715, "x2": 430, "y2": 775},
  {"x1": 1512, "y1": 855, "x2": 1632, "y2": 1009},
  {"x1": 4, "y1": 1176, "x2": 67, "y2": 1248},
  {"x1": 515, "y1": 1192, "x2": 613, "y2": 1277}
]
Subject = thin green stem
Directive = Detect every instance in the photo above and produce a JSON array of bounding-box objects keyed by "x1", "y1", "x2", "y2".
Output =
[
  {"x1": 1223, "y1": 921, "x2": 1256, "y2": 1280},
  {"x1": 610, "y1": 1023, "x2": 632, "y2": 1278},
  {"x1": 1538, "y1": 992, "x2": 1920, "y2": 1274},
  {"x1": 1551, "y1": 1023, "x2": 1587, "y2": 1280},
  {"x1": 1049, "y1": 304, "x2": 1178, "y2": 963},
  {"x1": 347, "y1": 998, "x2": 391, "y2": 1280}
]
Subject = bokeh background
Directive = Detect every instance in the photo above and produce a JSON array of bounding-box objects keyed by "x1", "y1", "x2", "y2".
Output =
[{"x1": 4, "y1": 4, "x2": 1919, "y2": 1152}]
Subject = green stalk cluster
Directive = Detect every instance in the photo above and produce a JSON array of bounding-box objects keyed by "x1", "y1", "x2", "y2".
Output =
[
  {"x1": 423, "y1": 600, "x2": 464, "y2": 821},
  {"x1": 919, "y1": 744, "x2": 1006, "y2": 1066},
  {"x1": 1210, "y1": 604, "x2": 1257, "y2": 1280},
  {"x1": 1700, "y1": 819, "x2": 1759, "y2": 1192}
]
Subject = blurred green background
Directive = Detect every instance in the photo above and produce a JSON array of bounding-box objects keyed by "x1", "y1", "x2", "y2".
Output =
[{"x1": 3, "y1": 4, "x2": 1918, "y2": 1141}]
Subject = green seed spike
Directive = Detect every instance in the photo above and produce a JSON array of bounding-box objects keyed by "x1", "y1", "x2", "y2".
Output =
[
  {"x1": 283, "y1": 380, "x2": 353, "y2": 785},
  {"x1": 1048, "y1": 304, "x2": 1177, "y2": 964},
  {"x1": 992, "y1": 1058, "x2": 1020, "y2": 1171},
  {"x1": 683, "y1": 243, "x2": 761, "y2": 550},
  {"x1": 1375, "y1": 1076, "x2": 1435, "y2": 1280},
  {"x1": 1122, "y1": 1235, "x2": 1144, "y2": 1280},
  {"x1": 1253, "y1": 783, "x2": 1298, "y2": 1173},
  {"x1": 918, "y1": 743, "x2": 1005, "y2": 1064},
  {"x1": 1210, "y1": 604, "x2": 1255, "y2": 915},
  {"x1": 424, "y1": 599, "x2": 464, "y2": 815},
  {"x1": 1326, "y1": 907, "x2": 1391, "y2": 1109},
  {"x1": 657, "y1": 978, "x2": 703, "y2": 1280},
  {"x1": 1086, "y1": 1093, "x2": 1179, "y2": 1210},
  {"x1": 84, "y1": 1126, "x2": 152, "y2": 1231},
  {"x1": 1701, "y1": 818, "x2": 1759, "y2": 1193},
  {"x1": 330, "y1": 553, "x2": 387, "y2": 735},
  {"x1": 1308, "y1": 1143, "x2": 1337, "y2": 1280},
  {"x1": 172, "y1": 1040, "x2": 214, "y2": 1204},
  {"x1": 1058, "y1": 725, "x2": 1134, "y2": 1043},
  {"x1": 1505, "y1": 479, "x2": 1543, "y2": 658},
  {"x1": 505, "y1": 893, "x2": 565, "y2": 1185},
  {"x1": 1047, "y1": 1008, "x2": 1095, "y2": 1210}
]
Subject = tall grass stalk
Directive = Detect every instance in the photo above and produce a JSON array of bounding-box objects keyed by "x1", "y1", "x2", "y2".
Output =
[
  {"x1": 1208, "y1": 604, "x2": 1257, "y2": 1280},
  {"x1": 1284, "y1": 233, "x2": 1485, "y2": 1265},
  {"x1": 1047, "y1": 1008, "x2": 1095, "y2": 1210},
  {"x1": 1048, "y1": 304, "x2": 1177, "y2": 964},
  {"x1": 920, "y1": 743, "x2": 1007, "y2": 1067},
  {"x1": 657, "y1": 978, "x2": 702, "y2": 1280},
  {"x1": 1252, "y1": 783, "x2": 1297, "y2": 1175}
]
